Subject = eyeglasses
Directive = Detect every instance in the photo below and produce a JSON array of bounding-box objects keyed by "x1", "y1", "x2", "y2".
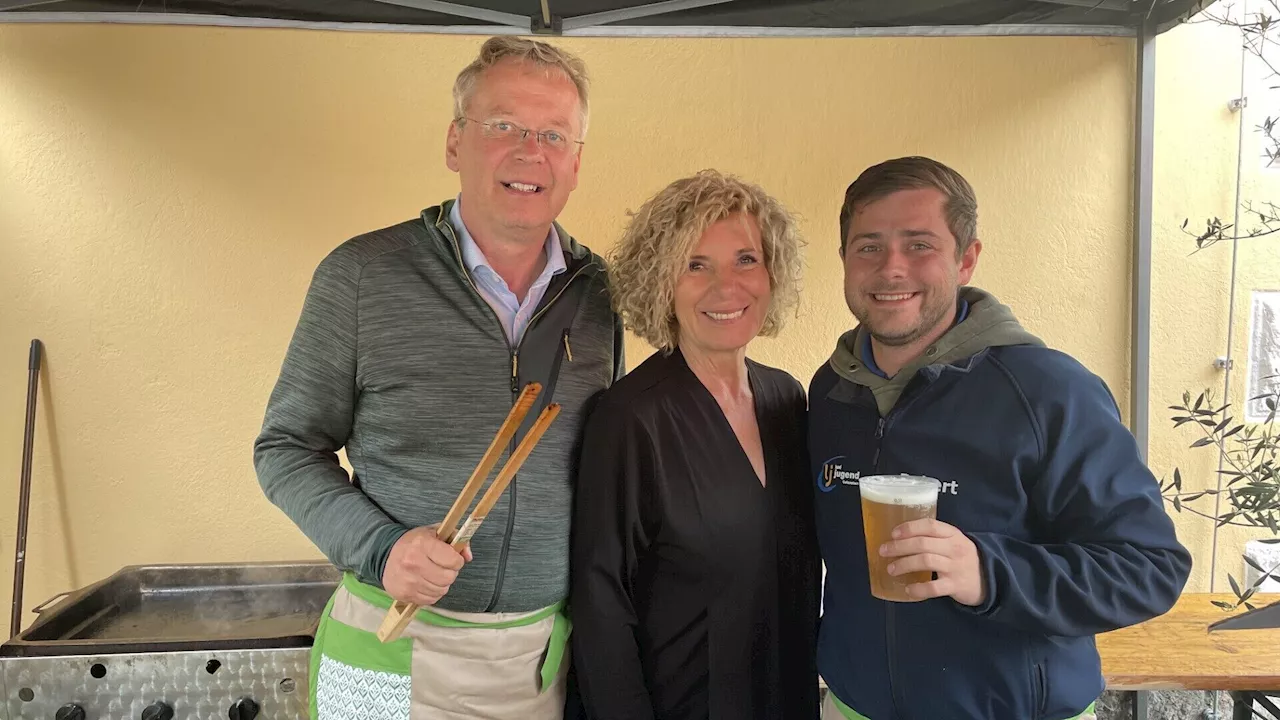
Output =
[{"x1": 459, "y1": 117, "x2": 583, "y2": 155}]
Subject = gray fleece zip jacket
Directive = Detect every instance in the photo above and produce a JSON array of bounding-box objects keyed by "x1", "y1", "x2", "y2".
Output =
[{"x1": 253, "y1": 199, "x2": 624, "y2": 613}]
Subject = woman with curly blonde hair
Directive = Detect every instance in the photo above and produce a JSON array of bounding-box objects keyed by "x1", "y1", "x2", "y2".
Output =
[{"x1": 570, "y1": 170, "x2": 820, "y2": 720}]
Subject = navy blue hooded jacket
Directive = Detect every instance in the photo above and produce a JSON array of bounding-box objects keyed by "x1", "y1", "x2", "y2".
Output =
[{"x1": 810, "y1": 287, "x2": 1192, "y2": 720}]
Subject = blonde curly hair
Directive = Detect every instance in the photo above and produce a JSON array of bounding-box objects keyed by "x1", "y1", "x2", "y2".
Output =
[{"x1": 608, "y1": 170, "x2": 804, "y2": 353}]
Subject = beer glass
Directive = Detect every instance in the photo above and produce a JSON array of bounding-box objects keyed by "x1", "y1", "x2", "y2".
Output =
[{"x1": 859, "y1": 474, "x2": 941, "y2": 602}]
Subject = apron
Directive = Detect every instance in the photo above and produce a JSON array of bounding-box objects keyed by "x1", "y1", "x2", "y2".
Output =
[{"x1": 309, "y1": 572, "x2": 571, "y2": 720}]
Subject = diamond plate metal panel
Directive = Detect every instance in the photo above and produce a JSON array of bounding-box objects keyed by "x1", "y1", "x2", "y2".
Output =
[{"x1": 1, "y1": 648, "x2": 310, "y2": 719}]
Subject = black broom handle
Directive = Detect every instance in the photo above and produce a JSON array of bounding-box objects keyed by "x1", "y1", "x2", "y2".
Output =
[{"x1": 11, "y1": 339, "x2": 42, "y2": 639}]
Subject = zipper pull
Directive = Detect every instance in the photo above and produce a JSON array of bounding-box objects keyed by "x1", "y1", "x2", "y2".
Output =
[
  {"x1": 563, "y1": 329, "x2": 572, "y2": 362},
  {"x1": 511, "y1": 353, "x2": 519, "y2": 393},
  {"x1": 872, "y1": 418, "x2": 885, "y2": 469}
]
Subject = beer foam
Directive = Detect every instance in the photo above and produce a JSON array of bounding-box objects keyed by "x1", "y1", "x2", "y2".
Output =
[{"x1": 859, "y1": 475, "x2": 939, "y2": 506}]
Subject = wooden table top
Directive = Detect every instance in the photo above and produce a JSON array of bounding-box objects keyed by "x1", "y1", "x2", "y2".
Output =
[{"x1": 1098, "y1": 593, "x2": 1280, "y2": 691}]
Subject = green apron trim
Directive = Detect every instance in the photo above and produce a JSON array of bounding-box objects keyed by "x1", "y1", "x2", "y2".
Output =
[
  {"x1": 830, "y1": 692, "x2": 871, "y2": 720},
  {"x1": 338, "y1": 572, "x2": 570, "y2": 692},
  {"x1": 322, "y1": 613, "x2": 413, "y2": 673},
  {"x1": 540, "y1": 609, "x2": 573, "y2": 692},
  {"x1": 829, "y1": 691, "x2": 1096, "y2": 720}
]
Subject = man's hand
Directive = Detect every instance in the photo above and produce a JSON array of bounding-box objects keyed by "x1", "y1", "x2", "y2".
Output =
[
  {"x1": 382, "y1": 525, "x2": 473, "y2": 606},
  {"x1": 880, "y1": 519, "x2": 987, "y2": 607}
]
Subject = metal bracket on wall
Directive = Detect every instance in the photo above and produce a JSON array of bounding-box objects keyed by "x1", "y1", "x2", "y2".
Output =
[
  {"x1": 1214, "y1": 356, "x2": 1235, "y2": 370},
  {"x1": 1230, "y1": 97, "x2": 1248, "y2": 112}
]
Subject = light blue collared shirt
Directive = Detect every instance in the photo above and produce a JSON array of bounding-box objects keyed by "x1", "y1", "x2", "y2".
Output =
[{"x1": 449, "y1": 196, "x2": 566, "y2": 347}]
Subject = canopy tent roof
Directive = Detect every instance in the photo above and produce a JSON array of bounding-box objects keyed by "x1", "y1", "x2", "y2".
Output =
[{"x1": 0, "y1": 0, "x2": 1211, "y2": 36}]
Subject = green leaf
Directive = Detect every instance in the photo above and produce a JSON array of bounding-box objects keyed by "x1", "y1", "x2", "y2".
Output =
[
  {"x1": 1230, "y1": 574, "x2": 1243, "y2": 598},
  {"x1": 1246, "y1": 555, "x2": 1267, "y2": 573},
  {"x1": 1224, "y1": 425, "x2": 1246, "y2": 439},
  {"x1": 1215, "y1": 416, "x2": 1233, "y2": 433},
  {"x1": 1173, "y1": 496, "x2": 1183, "y2": 513},
  {"x1": 1175, "y1": 468, "x2": 1183, "y2": 490},
  {"x1": 1192, "y1": 437, "x2": 1216, "y2": 448},
  {"x1": 1256, "y1": 537, "x2": 1280, "y2": 544},
  {"x1": 1182, "y1": 492, "x2": 1207, "y2": 502},
  {"x1": 1212, "y1": 600, "x2": 1236, "y2": 610},
  {"x1": 1251, "y1": 568, "x2": 1279, "y2": 589},
  {"x1": 1246, "y1": 602, "x2": 1258, "y2": 611}
]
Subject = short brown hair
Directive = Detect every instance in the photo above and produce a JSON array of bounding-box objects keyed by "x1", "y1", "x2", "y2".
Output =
[
  {"x1": 453, "y1": 36, "x2": 591, "y2": 137},
  {"x1": 839, "y1": 156, "x2": 978, "y2": 256},
  {"x1": 608, "y1": 170, "x2": 805, "y2": 353}
]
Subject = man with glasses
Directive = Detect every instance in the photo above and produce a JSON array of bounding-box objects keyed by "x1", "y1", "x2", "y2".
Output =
[{"x1": 254, "y1": 36, "x2": 623, "y2": 720}]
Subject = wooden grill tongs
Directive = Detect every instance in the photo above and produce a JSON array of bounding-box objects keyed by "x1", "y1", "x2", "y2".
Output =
[{"x1": 376, "y1": 382, "x2": 560, "y2": 643}]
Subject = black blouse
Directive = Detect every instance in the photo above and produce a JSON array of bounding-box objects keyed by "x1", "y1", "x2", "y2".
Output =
[{"x1": 570, "y1": 348, "x2": 821, "y2": 720}]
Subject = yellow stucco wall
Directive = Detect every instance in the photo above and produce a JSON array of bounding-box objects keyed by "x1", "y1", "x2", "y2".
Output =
[
  {"x1": 1148, "y1": 18, "x2": 1242, "y2": 594},
  {"x1": 1224, "y1": 43, "x2": 1280, "y2": 589},
  {"x1": 1149, "y1": 16, "x2": 1280, "y2": 594},
  {"x1": 2, "y1": 23, "x2": 1141, "y2": 622}
]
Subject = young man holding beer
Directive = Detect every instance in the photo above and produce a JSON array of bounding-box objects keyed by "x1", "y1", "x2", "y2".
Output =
[{"x1": 808, "y1": 156, "x2": 1192, "y2": 720}]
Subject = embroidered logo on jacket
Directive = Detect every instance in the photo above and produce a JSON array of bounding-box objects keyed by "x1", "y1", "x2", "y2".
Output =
[{"x1": 817, "y1": 456, "x2": 860, "y2": 493}]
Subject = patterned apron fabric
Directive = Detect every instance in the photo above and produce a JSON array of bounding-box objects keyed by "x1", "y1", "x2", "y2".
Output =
[{"x1": 310, "y1": 573, "x2": 570, "y2": 720}]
